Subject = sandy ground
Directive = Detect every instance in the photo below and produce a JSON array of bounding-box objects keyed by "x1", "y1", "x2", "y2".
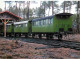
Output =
[
  {"x1": 0, "y1": 34, "x2": 80, "y2": 59},
  {"x1": 63, "y1": 34, "x2": 80, "y2": 42}
]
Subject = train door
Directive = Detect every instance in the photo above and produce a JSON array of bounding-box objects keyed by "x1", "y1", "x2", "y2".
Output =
[{"x1": 28, "y1": 20, "x2": 32, "y2": 34}]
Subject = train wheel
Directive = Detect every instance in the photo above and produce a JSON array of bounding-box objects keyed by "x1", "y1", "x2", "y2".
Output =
[
  {"x1": 9, "y1": 34, "x2": 11, "y2": 37},
  {"x1": 32, "y1": 34, "x2": 35, "y2": 38},
  {"x1": 14, "y1": 33, "x2": 16, "y2": 37},
  {"x1": 58, "y1": 34, "x2": 62, "y2": 41},
  {"x1": 19, "y1": 34, "x2": 21, "y2": 37},
  {"x1": 39, "y1": 34, "x2": 41, "y2": 39},
  {"x1": 46, "y1": 34, "x2": 49, "y2": 39},
  {"x1": 25, "y1": 34, "x2": 28, "y2": 38},
  {"x1": 50, "y1": 35, "x2": 53, "y2": 39}
]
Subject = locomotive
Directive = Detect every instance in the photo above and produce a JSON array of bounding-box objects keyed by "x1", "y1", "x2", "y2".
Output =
[{"x1": 1, "y1": 13, "x2": 73, "y2": 40}]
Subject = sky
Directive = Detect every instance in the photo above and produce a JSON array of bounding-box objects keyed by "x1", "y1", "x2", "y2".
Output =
[{"x1": 0, "y1": 0, "x2": 78, "y2": 15}]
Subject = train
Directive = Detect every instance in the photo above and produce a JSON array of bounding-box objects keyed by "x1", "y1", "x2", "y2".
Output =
[{"x1": 0, "y1": 13, "x2": 73, "y2": 40}]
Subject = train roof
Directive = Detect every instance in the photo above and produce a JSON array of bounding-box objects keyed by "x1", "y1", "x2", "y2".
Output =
[
  {"x1": 14, "y1": 21, "x2": 28, "y2": 25},
  {"x1": 32, "y1": 15, "x2": 54, "y2": 22},
  {"x1": 6, "y1": 24, "x2": 12, "y2": 25},
  {"x1": 55, "y1": 13, "x2": 73, "y2": 16},
  {"x1": 32, "y1": 13, "x2": 73, "y2": 22}
]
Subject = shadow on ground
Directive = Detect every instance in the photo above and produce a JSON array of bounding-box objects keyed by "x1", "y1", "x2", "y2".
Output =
[{"x1": 5, "y1": 37, "x2": 80, "y2": 51}]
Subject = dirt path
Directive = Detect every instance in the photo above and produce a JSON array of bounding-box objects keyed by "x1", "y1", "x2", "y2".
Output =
[{"x1": 0, "y1": 34, "x2": 80, "y2": 59}]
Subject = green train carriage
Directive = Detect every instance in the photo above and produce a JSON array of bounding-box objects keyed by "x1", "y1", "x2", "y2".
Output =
[
  {"x1": 6, "y1": 21, "x2": 29, "y2": 37},
  {"x1": 32, "y1": 13, "x2": 73, "y2": 39},
  {"x1": 5, "y1": 13, "x2": 73, "y2": 40},
  {"x1": 6, "y1": 24, "x2": 13, "y2": 36}
]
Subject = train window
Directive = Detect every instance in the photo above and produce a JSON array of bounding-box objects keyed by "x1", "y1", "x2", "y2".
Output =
[
  {"x1": 16, "y1": 25, "x2": 18, "y2": 27},
  {"x1": 26, "y1": 24, "x2": 27, "y2": 27},
  {"x1": 35, "y1": 22, "x2": 36, "y2": 26},
  {"x1": 34, "y1": 22, "x2": 36, "y2": 26},
  {"x1": 21, "y1": 24, "x2": 23, "y2": 27},
  {"x1": 49, "y1": 19, "x2": 50, "y2": 24},
  {"x1": 7, "y1": 25, "x2": 10, "y2": 28},
  {"x1": 43, "y1": 20, "x2": 44, "y2": 25},
  {"x1": 48, "y1": 19, "x2": 50, "y2": 24},
  {"x1": 50, "y1": 18, "x2": 53, "y2": 24},
  {"x1": 46, "y1": 19, "x2": 47, "y2": 24},
  {"x1": 46, "y1": 19, "x2": 48, "y2": 24},
  {"x1": 38, "y1": 21, "x2": 39, "y2": 26},
  {"x1": 36, "y1": 22, "x2": 37, "y2": 26},
  {"x1": 33, "y1": 22, "x2": 34, "y2": 26},
  {"x1": 56, "y1": 15, "x2": 71, "y2": 19},
  {"x1": 39, "y1": 21, "x2": 41, "y2": 26},
  {"x1": 36, "y1": 21, "x2": 38, "y2": 26},
  {"x1": 33, "y1": 22, "x2": 35, "y2": 26},
  {"x1": 32, "y1": 22, "x2": 34, "y2": 26},
  {"x1": 44, "y1": 20, "x2": 46, "y2": 25},
  {"x1": 40, "y1": 20, "x2": 43, "y2": 25},
  {"x1": 23, "y1": 24, "x2": 26, "y2": 27},
  {"x1": 19, "y1": 25, "x2": 21, "y2": 27},
  {"x1": 50, "y1": 19, "x2": 51, "y2": 24},
  {"x1": 47, "y1": 19, "x2": 49, "y2": 24},
  {"x1": 36, "y1": 21, "x2": 37, "y2": 26},
  {"x1": 42, "y1": 20, "x2": 43, "y2": 25},
  {"x1": 24, "y1": 23, "x2": 27, "y2": 27},
  {"x1": 37, "y1": 21, "x2": 38, "y2": 26}
]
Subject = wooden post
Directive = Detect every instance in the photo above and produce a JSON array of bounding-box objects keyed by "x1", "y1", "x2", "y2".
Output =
[
  {"x1": 1, "y1": 19, "x2": 10, "y2": 37},
  {"x1": 77, "y1": 1, "x2": 79, "y2": 33},
  {"x1": 4, "y1": 23, "x2": 6, "y2": 37}
]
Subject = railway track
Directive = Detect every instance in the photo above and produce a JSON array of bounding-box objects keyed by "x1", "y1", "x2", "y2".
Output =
[{"x1": 4, "y1": 37, "x2": 80, "y2": 51}]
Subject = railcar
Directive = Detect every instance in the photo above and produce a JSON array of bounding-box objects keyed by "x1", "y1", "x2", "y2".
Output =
[
  {"x1": 6, "y1": 21, "x2": 29, "y2": 37},
  {"x1": 1, "y1": 13, "x2": 73, "y2": 40},
  {"x1": 32, "y1": 13, "x2": 73, "y2": 40},
  {"x1": 6, "y1": 24, "x2": 13, "y2": 36}
]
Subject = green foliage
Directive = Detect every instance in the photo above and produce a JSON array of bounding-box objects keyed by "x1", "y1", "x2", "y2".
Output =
[
  {"x1": 41, "y1": 1, "x2": 58, "y2": 15},
  {"x1": 9, "y1": 6, "x2": 19, "y2": 16},
  {"x1": 36, "y1": 7, "x2": 45, "y2": 17},
  {"x1": 60, "y1": 1, "x2": 73, "y2": 13},
  {"x1": 29, "y1": 8, "x2": 33, "y2": 17}
]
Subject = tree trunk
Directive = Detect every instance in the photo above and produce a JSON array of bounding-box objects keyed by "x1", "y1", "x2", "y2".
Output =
[
  {"x1": 8, "y1": 1, "x2": 11, "y2": 12},
  {"x1": 77, "y1": 1, "x2": 79, "y2": 33},
  {"x1": 19, "y1": 2, "x2": 21, "y2": 16},
  {"x1": 5, "y1": 1, "x2": 6, "y2": 10},
  {"x1": 15, "y1": 1, "x2": 18, "y2": 16},
  {"x1": 69, "y1": 3, "x2": 71, "y2": 13},
  {"x1": 44, "y1": 4, "x2": 45, "y2": 17},
  {"x1": 27, "y1": 1, "x2": 30, "y2": 20},
  {"x1": 48, "y1": 8, "x2": 50, "y2": 16},
  {"x1": 15, "y1": 1, "x2": 18, "y2": 10},
  {"x1": 52, "y1": 1, "x2": 54, "y2": 15},
  {"x1": 63, "y1": 1, "x2": 65, "y2": 13},
  {"x1": 48, "y1": 1, "x2": 50, "y2": 16},
  {"x1": 23, "y1": 2, "x2": 25, "y2": 20}
]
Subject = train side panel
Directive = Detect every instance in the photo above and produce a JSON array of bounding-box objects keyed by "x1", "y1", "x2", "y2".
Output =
[
  {"x1": 32, "y1": 18, "x2": 53, "y2": 33},
  {"x1": 32, "y1": 13, "x2": 73, "y2": 34},
  {"x1": 6, "y1": 24, "x2": 13, "y2": 33},
  {"x1": 53, "y1": 15, "x2": 73, "y2": 33},
  {"x1": 14, "y1": 22, "x2": 28, "y2": 33},
  {"x1": 14, "y1": 24, "x2": 22, "y2": 33}
]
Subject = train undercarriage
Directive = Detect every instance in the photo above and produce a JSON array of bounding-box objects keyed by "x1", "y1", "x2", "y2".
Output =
[{"x1": 0, "y1": 32, "x2": 67, "y2": 40}]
